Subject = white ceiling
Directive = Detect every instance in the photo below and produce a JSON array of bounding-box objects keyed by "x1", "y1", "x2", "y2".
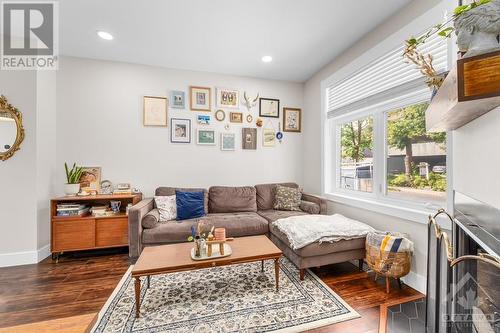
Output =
[{"x1": 60, "y1": 0, "x2": 412, "y2": 82}]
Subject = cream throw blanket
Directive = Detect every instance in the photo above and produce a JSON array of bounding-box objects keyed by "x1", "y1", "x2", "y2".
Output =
[{"x1": 274, "y1": 214, "x2": 375, "y2": 250}]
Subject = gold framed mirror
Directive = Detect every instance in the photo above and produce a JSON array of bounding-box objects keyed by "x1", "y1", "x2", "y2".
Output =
[{"x1": 0, "y1": 95, "x2": 25, "y2": 161}]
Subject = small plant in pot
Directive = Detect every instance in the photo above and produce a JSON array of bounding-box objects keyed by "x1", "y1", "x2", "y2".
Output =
[{"x1": 64, "y1": 162, "x2": 83, "y2": 195}]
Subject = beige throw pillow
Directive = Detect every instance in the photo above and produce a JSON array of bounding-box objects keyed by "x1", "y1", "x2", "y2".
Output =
[
  {"x1": 274, "y1": 185, "x2": 302, "y2": 211},
  {"x1": 154, "y1": 195, "x2": 177, "y2": 221}
]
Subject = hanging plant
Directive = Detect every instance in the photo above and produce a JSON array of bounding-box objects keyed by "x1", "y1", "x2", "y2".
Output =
[{"x1": 403, "y1": 0, "x2": 493, "y2": 89}]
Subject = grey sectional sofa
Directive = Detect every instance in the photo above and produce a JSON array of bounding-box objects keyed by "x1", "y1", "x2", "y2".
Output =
[{"x1": 128, "y1": 182, "x2": 366, "y2": 279}]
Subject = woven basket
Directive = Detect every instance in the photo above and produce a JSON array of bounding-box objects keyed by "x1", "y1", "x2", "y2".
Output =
[{"x1": 365, "y1": 242, "x2": 411, "y2": 278}]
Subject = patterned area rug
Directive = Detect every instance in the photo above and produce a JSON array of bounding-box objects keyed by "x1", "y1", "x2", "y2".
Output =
[{"x1": 91, "y1": 258, "x2": 359, "y2": 333}]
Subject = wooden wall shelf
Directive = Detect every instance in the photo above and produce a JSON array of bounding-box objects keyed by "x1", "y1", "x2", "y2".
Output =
[
  {"x1": 426, "y1": 51, "x2": 500, "y2": 132},
  {"x1": 50, "y1": 194, "x2": 142, "y2": 258}
]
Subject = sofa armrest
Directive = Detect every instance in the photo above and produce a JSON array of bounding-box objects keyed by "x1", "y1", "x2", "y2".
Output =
[
  {"x1": 128, "y1": 198, "x2": 154, "y2": 258},
  {"x1": 301, "y1": 193, "x2": 328, "y2": 215}
]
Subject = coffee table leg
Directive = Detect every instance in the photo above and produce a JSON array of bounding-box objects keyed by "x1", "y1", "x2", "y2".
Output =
[
  {"x1": 274, "y1": 258, "x2": 280, "y2": 291},
  {"x1": 134, "y1": 277, "x2": 141, "y2": 318},
  {"x1": 261, "y1": 260, "x2": 264, "y2": 272},
  {"x1": 147, "y1": 275, "x2": 150, "y2": 289}
]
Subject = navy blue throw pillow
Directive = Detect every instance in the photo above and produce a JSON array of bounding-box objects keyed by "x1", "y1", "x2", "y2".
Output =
[{"x1": 176, "y1": 191, "x2": 205, "y2": 221}]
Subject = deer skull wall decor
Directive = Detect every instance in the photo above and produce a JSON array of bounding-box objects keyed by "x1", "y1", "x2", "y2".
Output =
[{"x1": 242, "y1": 92, "x2": 259, "y2": 112}]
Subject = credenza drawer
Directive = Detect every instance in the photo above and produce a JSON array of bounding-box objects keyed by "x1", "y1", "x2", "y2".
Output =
[
  {"x1": 52, "y1": 219, "x2": 95, "y2": 251},
  {"x1": 95, "y1": 217, "x2": 128, "y2": 247}
]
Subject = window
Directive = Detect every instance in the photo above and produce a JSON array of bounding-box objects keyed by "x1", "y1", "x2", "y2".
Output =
[
  {"x1": 324, "y1": 35, "x2": 449, "y2": 211},
  {"x1": 340, "y1": 116, "x2": 373, "y2": 193},
  {"x1": 386, "y1": 102, "x2": 447, "y2": 204}
]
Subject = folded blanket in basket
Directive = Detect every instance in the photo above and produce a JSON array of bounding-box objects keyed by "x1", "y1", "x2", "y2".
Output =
[
  {"x1": 273, "y1": 214, "x2": 375, "y2": 250},
  {"x1": 366, "y1": 231, "x2": 414, "y2": 253}
]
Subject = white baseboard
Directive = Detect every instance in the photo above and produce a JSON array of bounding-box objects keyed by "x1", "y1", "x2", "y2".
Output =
[
  {"x1": 401, "y1": 270, "x2": 426, "y2": 294},
  {"x1": 0, "y1": 244, "x2": 51, "y2": 268},
  {"x1": 37, "y1": 244, "x2": 51, "y2": 262}
]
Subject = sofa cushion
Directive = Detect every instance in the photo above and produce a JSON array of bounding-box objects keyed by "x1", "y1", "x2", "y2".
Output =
[
  {"x1": 142, "y1": 208, "x2": 160, "y2": 229},
  {"x1": 142, "y1": 212, "x2": 269, "y2": 244},
  {"x1": 142, "y1": 217, "x2": 203, "y2": 244},
  {"x1": 269, "y1": 222, "x2": 366, "y2": 257},
  {"x1": 176, "y1": 191, "x2": 205, "y2": 220},
  {"x1": 154, "y1": 195, "x2": 177, "y2": 221},
  {"x1": 209, "y1": 186, "x2": 257, "y2": 213},
  {"x1": 299, "y1": 200, "x2": 320, "y2": 214},
  {"x1": 274, "y1": 185, "x2": 302, "y2": 211},
  {"x1": 257, "y1": 209, "x2": 308, "y2": 223},
  {"x1": 255, "y1": 182, "x2": 299, "y2": 210}
]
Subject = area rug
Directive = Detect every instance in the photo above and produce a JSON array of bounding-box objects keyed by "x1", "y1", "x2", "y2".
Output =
[{"x1": 90, "y1": 258, "x2": 359, "y2": 333}]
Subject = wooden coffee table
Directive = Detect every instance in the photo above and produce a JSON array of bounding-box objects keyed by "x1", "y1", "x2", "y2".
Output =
[{"x1": 131, "y1": 235, "x2": 282, "y2": 318}]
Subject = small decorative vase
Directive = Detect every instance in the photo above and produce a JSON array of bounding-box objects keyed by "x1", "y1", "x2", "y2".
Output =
[
  {"x1": 64, "y1": 183, "x2": 80, "y2": 195},
  {"x1": 194, "y1": 236, "x2": 201, "y2": 257},
  {"x1": 200, "y1": 238, "x2": 207, "y2": 257}
]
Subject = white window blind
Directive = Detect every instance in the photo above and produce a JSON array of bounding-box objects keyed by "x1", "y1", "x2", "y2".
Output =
[{"x1": 327, "y1": 33, "x2": 448, "y2": 117}]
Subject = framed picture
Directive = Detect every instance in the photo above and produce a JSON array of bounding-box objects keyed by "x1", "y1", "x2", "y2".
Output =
[
  {"x1": 197, "y1": 129, "x2": 216, "y2": 145},
  {"x1": 170, "y1": 91, "x2": 185, "y2": 109},
  {"x1": 259, "y1": 98, "x2": 280, "y2": 118},
  {"x1": 283, "y1": 107, "x2": 302, "y2": 132},
  {"x1": 216, "y1": 88, "x2": 239, "y2": 108},
  {"x1": 143, "y1": 96, "x2": 168, "y2": 126},
  {"x1": 79, "y1": 167, "x2": 102, "y2": 191},
  {"x1": 263, "y1": 128, "x2": 276, "y2": 147},
  {"x1": 190, "y1": 86, "x2": 211, "y2": 111},
  {"x1": 215, "y1": 109, "x2": 226, "y2": 121},
  {"x1": 242, "y1": 128, "x2": 257, "y2": 150},
  {"x1": 221, "y1": 132, "x2": 236, "y2": 151},
  {"x1": 230, "y1": 112, "x2": 243, "y2": 123},
  {"x1": 170, "y1": 118, "x2": 191, "y2": 143},
  {"x1": 197, "y1": 114, "x2": 211, "y2": 125}
]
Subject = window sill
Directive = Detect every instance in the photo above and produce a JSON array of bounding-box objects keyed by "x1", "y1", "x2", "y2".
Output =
[{"x1": 324, "y1": 192, "x2": 452, "y2": 230}]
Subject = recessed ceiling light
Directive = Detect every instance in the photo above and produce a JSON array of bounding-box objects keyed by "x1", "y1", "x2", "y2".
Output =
[
  {"x1": 261, "y1": 56, "x2": 273, "y2": 63},
  {"x1": 97, "y1": 31, "x2": 114, "y2": 40}
]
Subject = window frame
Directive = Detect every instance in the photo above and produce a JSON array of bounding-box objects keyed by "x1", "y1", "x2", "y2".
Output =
[{"x1": 326, "y1": 86, "x2": 451, "y2": 219}]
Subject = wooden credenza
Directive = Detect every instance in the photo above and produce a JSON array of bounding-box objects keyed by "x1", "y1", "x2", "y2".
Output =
[{"x1": 50, "y1": 194, "x2": 142, "y2": 258}]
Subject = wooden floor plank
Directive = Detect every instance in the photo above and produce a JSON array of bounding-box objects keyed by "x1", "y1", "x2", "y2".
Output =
[
  {"x1": 0, "y1": 249, "x2": 423, "y2": 332},
  {"x1": 0, "y1": 313, "x2": 96, "y2": 333}
]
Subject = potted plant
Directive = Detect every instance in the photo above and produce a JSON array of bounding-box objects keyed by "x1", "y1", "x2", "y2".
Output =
[
  {"x1": 403, "y1": 0, "x2": 498, "y2": 90},
  {"x1": 64, "y1": 162, "x2": 83, "y2": 195}
]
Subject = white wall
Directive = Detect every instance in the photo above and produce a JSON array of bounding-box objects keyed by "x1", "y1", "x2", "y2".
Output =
[
  {"x1": 56, "y1": 57, "x2": 304, "y2": 197},
  {"x1": 0, "y1": 70, "x2": 39, "y2": 265},
  {"x1": 453, "y1": 107, "x2": 500, "y2": 209},
  {"x1": 36, "y1": 71, "x2": 57, "y2": 253}
]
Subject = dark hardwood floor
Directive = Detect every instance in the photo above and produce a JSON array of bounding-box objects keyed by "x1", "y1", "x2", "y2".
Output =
[{"x1": 0, "y1": 249, "x2": 422, "y2": 332}]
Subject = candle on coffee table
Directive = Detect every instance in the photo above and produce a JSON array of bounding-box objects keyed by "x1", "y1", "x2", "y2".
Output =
[{"x1": 214, "y1": 228, "x2": 226, "y2": 240}]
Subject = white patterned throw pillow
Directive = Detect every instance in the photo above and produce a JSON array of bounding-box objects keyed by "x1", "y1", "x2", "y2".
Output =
[{"x1": 154, "y1": 195, "x2": 177, "y2": 221}]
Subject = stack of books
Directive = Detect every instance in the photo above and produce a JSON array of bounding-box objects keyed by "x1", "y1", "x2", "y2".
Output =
[
  {"x1": 90, "y1": 205, "x2": 109, "y2": 217},
  {"x1": 113, "y1": 183, "x2": 132, "y2": 195},
  {"x1": 56, "y1": 203, "x2": 90, "y2": 217}
]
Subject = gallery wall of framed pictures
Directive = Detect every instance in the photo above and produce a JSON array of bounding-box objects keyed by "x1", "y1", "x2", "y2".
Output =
[{"x1": 143, "y1": 85, "x2": 302, "y2": 151}]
